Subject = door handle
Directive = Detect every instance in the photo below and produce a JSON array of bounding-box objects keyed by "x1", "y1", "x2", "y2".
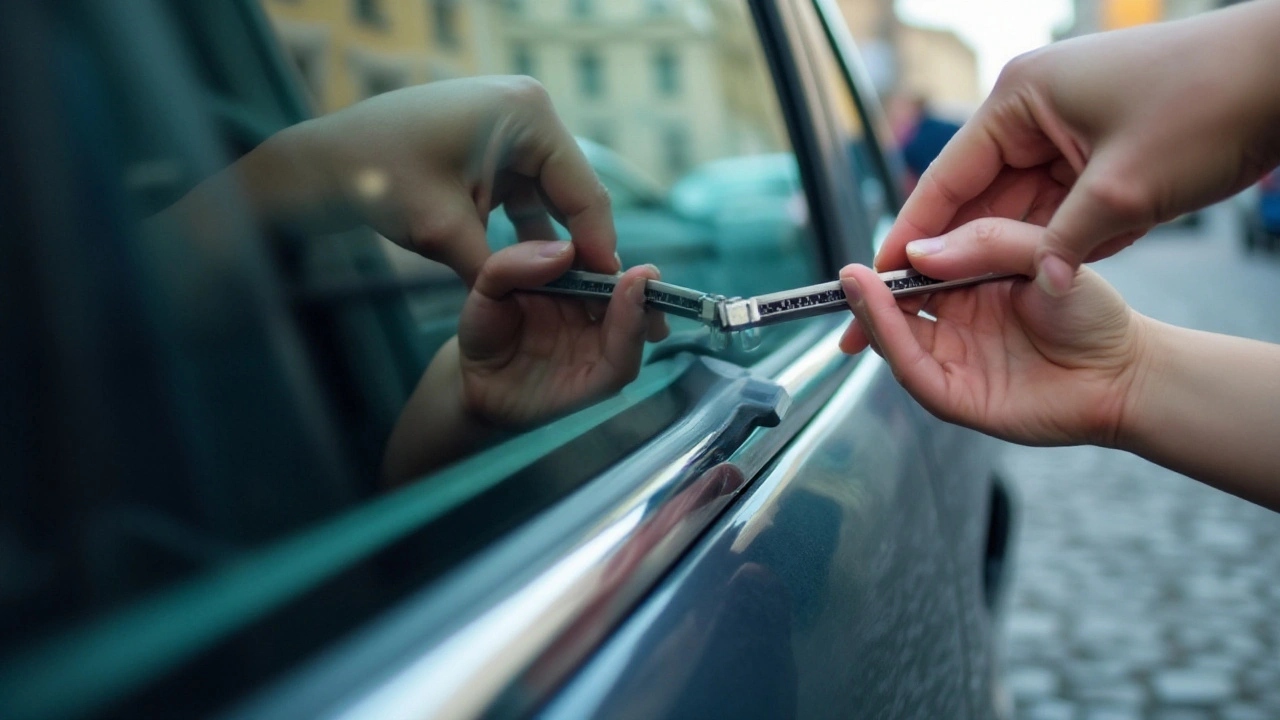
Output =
[{"x1": 352, "y1": 355, "x2": 792, "y2": 720}]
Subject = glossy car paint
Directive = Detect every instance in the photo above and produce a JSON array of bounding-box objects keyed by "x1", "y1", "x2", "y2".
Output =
[
  {"x1": 0, "y1": 0, "x2": 1012, "y2": 717},
  {"x1": 538, "y1": 0, "x2": 1011, "y2": 716},
  {"x1": 543, "y1": 355, "x2": 980, "y2": 719}
]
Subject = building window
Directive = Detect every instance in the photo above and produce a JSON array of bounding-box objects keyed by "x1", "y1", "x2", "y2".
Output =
[
  {"x1": 511, "y1": 44, "x2": 535, "y2": 78},
  {"x1": 577, "y1": 49, "x2": 604, "y2": 99},
  {"x1": 430, "y1": 0, "x2": 459, "y2": 49},
  {"x1": 654, "y1": 47, "x2": 679, "y2": 96},
  {"x1": 662, "y1": 124, "x2": 689, "y2": 176},
  {"x1": 353, "y1": 0, "x2": 386, "y2": 27},
  {"x1": 571, "y1": 0, "x2": 592, "y2": 18}
]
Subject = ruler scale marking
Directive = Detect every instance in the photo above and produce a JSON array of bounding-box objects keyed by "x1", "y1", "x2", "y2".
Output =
[{"x1": 533, "y1": 269, "x2": 1015, "y2": 331}]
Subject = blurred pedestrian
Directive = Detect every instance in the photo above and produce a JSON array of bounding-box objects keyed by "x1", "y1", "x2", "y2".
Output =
[
  {"x1": 842, "y1": 0, "x2": 1280, "y2": 510},
  {"x1": 885, "y1": 93, "x2": 962, "y2": 191}
]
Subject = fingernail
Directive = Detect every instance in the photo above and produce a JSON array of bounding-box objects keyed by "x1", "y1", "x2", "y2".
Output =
[
  {"x1": 906, "y1": 237, "x2": 945, "y2": 257},
  {"x1": 540, "y1": 240, "x2": 572, "y2": 258},
  {"x1": 840, "y1": 276, "x2": 863, "y2": 306},
  {"x1": 1035, "y1": 255, "x2": 1074, "y2": 297},
  {"x1": 614, "y1": 251, "x2": 623, "y2": 270},
  {"x1": 644, "y1": 263, "x2": 661, "y2": 279}
]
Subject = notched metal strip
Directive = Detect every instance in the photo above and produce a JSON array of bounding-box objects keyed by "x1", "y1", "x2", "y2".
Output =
[{"x1": 535, "y1": 269, "x2": 1017, "y2": 332}]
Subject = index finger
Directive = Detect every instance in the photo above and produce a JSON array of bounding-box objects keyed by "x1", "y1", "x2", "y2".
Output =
[
  {"x1": 876, "y1": 120, "x2": 1005, "y2": 271},
  {"x1": 537, "y1": 140, "x2": 620, "y2": 273},
  {"x1": 503, "y1": 83, "x2": 619, "y2": 274}
]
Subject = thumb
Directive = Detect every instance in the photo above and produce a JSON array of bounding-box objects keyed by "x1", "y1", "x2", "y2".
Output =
[
  {"x1": 903, "y1": 218, "x2": 1042, "y2": 279},
  {"x1": 903, "y1": 218, "x2": 1079, "y2": 300},
  {"x1": 1040, "y1": 155, "x2": 1152, "y2": 294},
  {"x1": 470, "y1": 239, "x2": 576, "y2": 302},
  {"x1": 460, "y1": 240, "x2": 575, "y2": 364}
]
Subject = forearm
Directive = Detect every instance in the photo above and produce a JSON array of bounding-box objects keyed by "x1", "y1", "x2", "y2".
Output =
[
  {"x1": 151, "y1": 120, "x2": 354, "y2": 238},
  {"x1": 234, "y1": 120, "x2": 358, "y2": 235},
  {"x1": 382, "y1": 338, "x2": 495, "y2": 485},
  {"x1": 1122, "y1": 318, "x2": 1280, "y2": 510},
  {"x1": 1201, "y1": 0, "x2": 1280, "y2": 167}
]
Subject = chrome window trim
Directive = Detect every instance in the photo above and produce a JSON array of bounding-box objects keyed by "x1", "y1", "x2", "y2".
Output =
[
  {"x1": 338, "y1": 330, "x2": 852, "y2": 720},
  {"x1": 228, "y1": 322, "x2": 855, "y2": 720},
  {"x1": 223, "y1": 0, "x2": 871, "y2": 715}
]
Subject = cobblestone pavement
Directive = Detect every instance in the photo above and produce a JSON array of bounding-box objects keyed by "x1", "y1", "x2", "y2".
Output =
[{"x1": 1001, "y1": 203, "x2": 1280, "y2": 720}]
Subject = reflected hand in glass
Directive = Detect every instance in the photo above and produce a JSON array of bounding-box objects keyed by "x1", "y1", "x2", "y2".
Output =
[
  {"x1": 229, "y1": 76, "x2": 622, "y2": 285},
  {"x1": 383, "y1": 241, "x2": 668, "y2": 483}
]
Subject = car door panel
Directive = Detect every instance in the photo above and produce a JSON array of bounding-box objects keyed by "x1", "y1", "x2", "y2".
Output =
[
  {"x1": 0, "y1": 0, "x2": 1012, "y2": 717},
  {"x1": 542, "y1": 354, "x2": 972, "y2": 720},
  {"x1": 906, "y1": 407, "x2": 1012, "y2": 716}
]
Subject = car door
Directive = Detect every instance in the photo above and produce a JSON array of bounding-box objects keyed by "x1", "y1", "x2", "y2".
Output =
[
  {"x1": 0, "y1": 1, "x2": 994, "y2": 719},
  {"x1": 540, "y1": 1, "x2": 983, "y2": 718},
  {"x1": 802, "y1": 4, "x2": 1014, "y2": 715}
]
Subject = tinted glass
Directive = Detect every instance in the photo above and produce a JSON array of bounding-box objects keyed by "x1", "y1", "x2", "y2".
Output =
[
  {"x1": 265, "y1": 0, "x2": 822, "y2": 352},
  {"x1": 0, "y1": 2, "x2": 829, "y2": 717}
]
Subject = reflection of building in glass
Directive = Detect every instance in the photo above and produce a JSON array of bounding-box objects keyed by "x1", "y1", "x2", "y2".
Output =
[
  {"x1": 263, "y1": 0, "x2": 488, "y2": 112},
  {"x1": 262, "y1": 0, "x2": 791, "y2": 185},
  {"x1": 489, "y1": 0, "x2": 789, "y2": 183}
]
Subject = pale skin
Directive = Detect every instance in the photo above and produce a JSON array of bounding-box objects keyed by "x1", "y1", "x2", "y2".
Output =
[
  {"x1": 874, "y1": 0, "x2": 1280, "y2": 294},
  {"x1": 161, "y1": 76, "x2": 665, "y2": 483},
  {"x1": 843, "y1": 2, "x2": 1280, "y2": 510}
]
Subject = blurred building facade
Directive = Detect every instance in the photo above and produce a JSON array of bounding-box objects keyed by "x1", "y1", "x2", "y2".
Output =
[
  {"x1": 261, "y1": 0, "x2": 786, "y2": 184},
  {"x1": 1059, "y1": 0, "x2": 1237, "y2": 37},
  {"x1": 835, "y1": 0, "x2": 980, "y2": 112},
  {"x1": 486, "y1": 0, "x2": 786, "y2": 183},
  {"x1": 264, "y1": 0, "x2": 488, "y2": 111}
]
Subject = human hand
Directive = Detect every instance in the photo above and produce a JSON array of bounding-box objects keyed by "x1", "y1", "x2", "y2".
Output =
[
  {"x1": 383, "y1": 241, "x2": 665, "y2": 482},
  {"x1": 456, "y1": 241, "x2": 666, "y2": 424},
  {"x1": 876, "y1": 2, "x2": 1280, "y2": 294},
  {"x1": 842, "y1": 218, "x2": 1150, "y2": 447},
  {"x1": 248, "y1": 76, "x2": 619, "y2": 284}
]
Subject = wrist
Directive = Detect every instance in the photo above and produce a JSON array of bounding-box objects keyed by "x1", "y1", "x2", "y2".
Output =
[
  {"x1": 1110, "y1": 312, "x2": 1169, "y2": 454},
  {"x1": 237, "y1": 119, "x2": 355, "y2": 235},
  {"x1": 382, "y1": 339, "x2": 497, "y2": 485}
]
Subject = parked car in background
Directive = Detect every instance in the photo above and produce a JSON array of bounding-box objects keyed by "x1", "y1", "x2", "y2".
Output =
[
  {"x1": 489, "y1": 138, "x2": 711, "y2": 262},
  {"x1": 0, "y1": 1, "x2": 1016, "y2": 719},
  {"x1": 1243, "y1": 167, "x2": 1280, "y2": 253}
]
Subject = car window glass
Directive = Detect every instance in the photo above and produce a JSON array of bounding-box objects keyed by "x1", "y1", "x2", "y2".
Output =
[
  {"x1": 264, "y1": 0, "x2": 823, "y2": 355},
  {"x1": 254, "y1": 0, "x2": 831, "y2": 499},
  {"x1": 0, "y1": 4, "x2": 832, "y2": 717}
]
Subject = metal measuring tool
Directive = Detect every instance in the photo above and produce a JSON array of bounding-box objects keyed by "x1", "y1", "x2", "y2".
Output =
[{"x1": 536, "y1": 268, "x2": 1016, "y2": 332}]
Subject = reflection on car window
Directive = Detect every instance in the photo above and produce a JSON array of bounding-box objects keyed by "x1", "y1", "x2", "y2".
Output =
[
  {"x1": 0, "y1": 5, "x2": 830, "y2": 717},
  {"x1": 264, "y1": 0, "x2": 822, "y2": 352}
]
